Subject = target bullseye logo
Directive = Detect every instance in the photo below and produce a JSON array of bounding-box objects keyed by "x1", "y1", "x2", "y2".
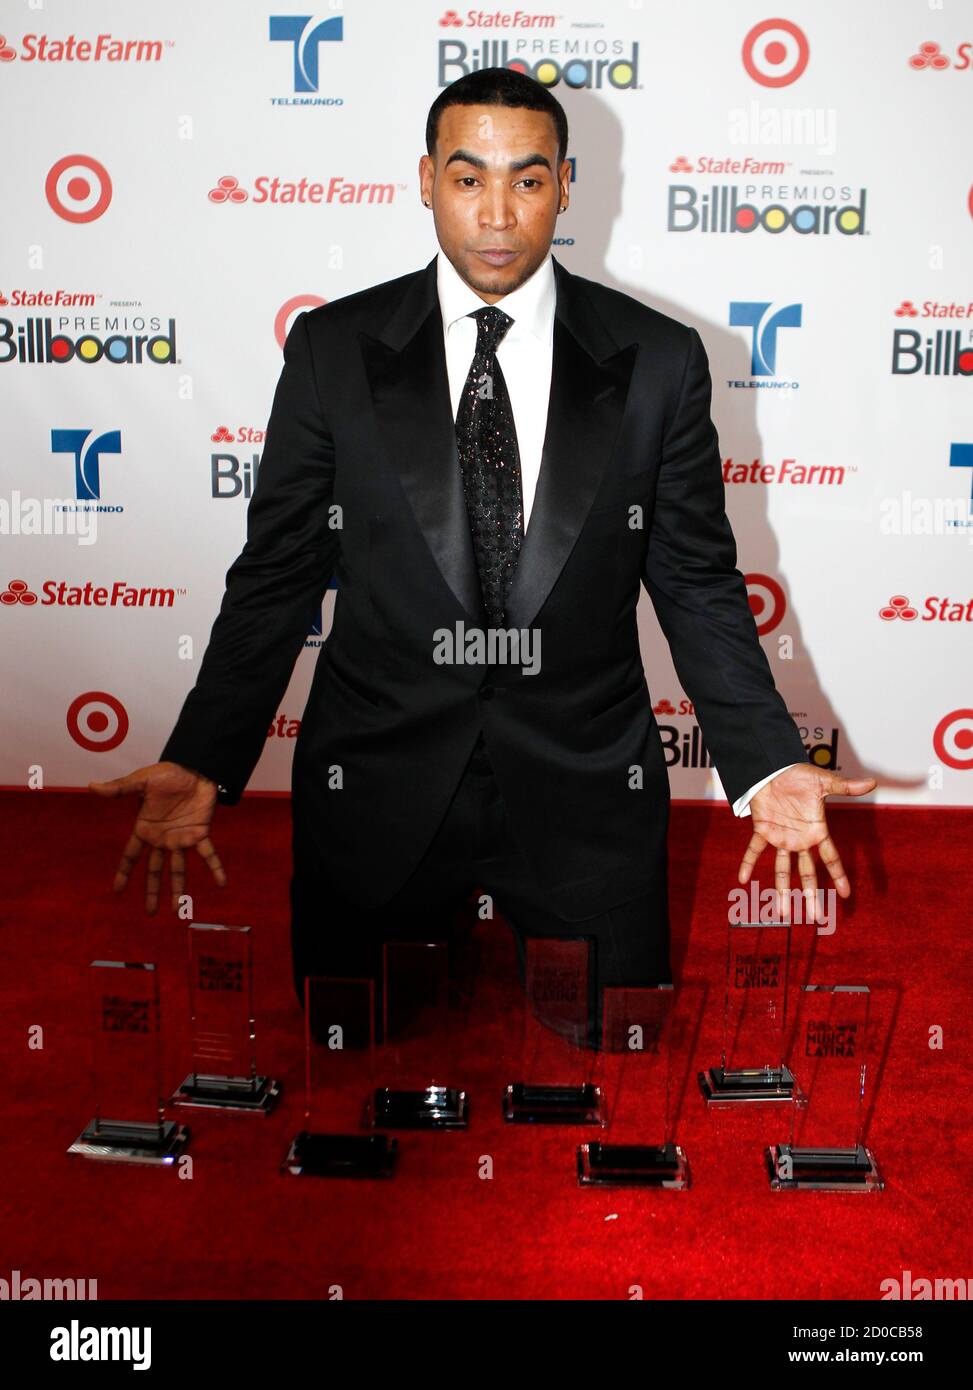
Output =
[
  {"x1": 744, "y1": 573, "x2": 786, "y2": 634},
  {"x1": 742, "y1": 19, "x2": 809, "y2": 88},
  {"x1": 45, "y1": 154, "x2": 113, "y2": 223},
  {"x1": 274, "y1": 294, "x2": 327, "y2": 349},
  {"x1": 67, "y1": 690, "x2": 129, "y2": 752},
  {"x1": 933, "y1": 709, "x2": 973, "y2": 771}
]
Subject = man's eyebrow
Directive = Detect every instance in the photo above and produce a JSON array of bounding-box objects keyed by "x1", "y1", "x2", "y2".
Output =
[{"x1": 443, "y1": 148, "x2": 553, "y2": 174}]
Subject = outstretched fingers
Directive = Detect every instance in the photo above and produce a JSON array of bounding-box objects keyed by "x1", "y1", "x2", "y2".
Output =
[
  {"x1": 797, "y1": 847, "x2": 818, "y2": 922},
  {"x1": 113, "y1": 833, "x2": 144, "y2": 893},
  {"x1": 170, "y1": 847, "x2": 185, "y2": 912},
  {"x1": 145, "y1": 846, "x2": 165, "y2": 915},
  {"x1": 817, "y1": 834, "x2": 850, "y2": 896},
  {"x1": 738, "y1": 831, "x2": 768, "y2": 884},
  {"x1": 196, "y1": 837, "x2": 227, "y2": 888},
  {"x1": 775, "y1": 846, "x2": 791, "y2": 919}
]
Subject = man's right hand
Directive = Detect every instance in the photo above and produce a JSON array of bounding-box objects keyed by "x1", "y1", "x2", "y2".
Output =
[{"x1": 88, "y1": 761, "x2": 227, "y2": 915}]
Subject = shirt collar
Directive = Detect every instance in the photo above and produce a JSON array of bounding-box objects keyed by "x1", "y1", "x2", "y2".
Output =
[{"x1": 436, "y1": 248, "x2": 555, "y2": 345}]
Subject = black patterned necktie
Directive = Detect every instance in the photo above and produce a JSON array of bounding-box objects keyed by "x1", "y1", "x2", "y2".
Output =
[{"x1": 454, "y1": 305, "x2": 524, "y2": 628}]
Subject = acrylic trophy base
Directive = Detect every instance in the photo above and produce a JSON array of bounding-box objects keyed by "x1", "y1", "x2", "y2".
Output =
[
  {"x1": 503, "y1": 1082, "x2": 602, "y2": 1124},
  {"x1": 577, "y1": 1140, "x2": 690, "y2": 1189},
  {"x1": 169, "y1": 1072, "x2": 282, "y2": 1113},
  {"x1": 698, "y1": 1064, "x2": 800, "y2": 1105},
  {"x1": 283, "y1": 1130, "x2": 398, "y2": 1178},
  {"x1": 68, "y1": 1118, "x2": 190, "y2": 1166},
  {"x1": 371, "y1": 1085, "x2": 468, "y2": 1128},
  {"x1": 766, "y1": 1142, "x2": 884, "y2": 1192}
]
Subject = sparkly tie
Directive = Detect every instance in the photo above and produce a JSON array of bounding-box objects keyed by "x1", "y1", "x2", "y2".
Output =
[{"x1": 454, "y1": 305, "x2": 524, "y2": 629}]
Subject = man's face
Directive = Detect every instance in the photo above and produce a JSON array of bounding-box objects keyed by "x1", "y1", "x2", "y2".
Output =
[{"x1": 419, "y1": 103, "x2": 570, "y2": 304}]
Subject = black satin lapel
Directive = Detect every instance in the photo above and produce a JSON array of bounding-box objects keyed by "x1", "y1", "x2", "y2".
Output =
[
  {"x1": 360, "y1": 310, "x2": 486, "y2": 626},
  {"x1": 504, "y1": 320, "x2": 638, "y2": 631}
]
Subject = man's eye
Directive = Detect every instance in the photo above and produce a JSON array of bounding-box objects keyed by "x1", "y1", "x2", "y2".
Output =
[{"x1": 518, "y1": 179, "x2": 540, "y2": 189}]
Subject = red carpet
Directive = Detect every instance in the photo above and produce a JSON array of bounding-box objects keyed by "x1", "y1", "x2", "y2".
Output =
[{"x1": 3, "y1": 790, "x2": 971, "y2": 1300}]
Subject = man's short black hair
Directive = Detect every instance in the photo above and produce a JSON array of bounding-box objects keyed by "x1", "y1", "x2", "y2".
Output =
[{"x1": 425, "y1": 67, "x2": 569, "y2": 169}]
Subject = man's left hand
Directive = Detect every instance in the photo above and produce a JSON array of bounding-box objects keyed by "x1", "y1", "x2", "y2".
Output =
[{"x1": 738, "y1": 765, "x2": 877, "y2": 922}]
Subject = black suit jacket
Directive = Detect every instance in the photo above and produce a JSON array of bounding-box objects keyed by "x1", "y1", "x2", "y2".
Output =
[{"x1": 160, "y1": 253, "x2": 807, "y2": 921}]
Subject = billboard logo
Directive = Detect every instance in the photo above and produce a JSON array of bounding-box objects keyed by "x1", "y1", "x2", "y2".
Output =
[{"x1": 891, "y1": 331, "x2": 973, "y2": 376}]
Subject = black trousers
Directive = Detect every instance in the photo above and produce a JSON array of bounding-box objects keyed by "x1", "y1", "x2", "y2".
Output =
[{"x1": 289, "y1": 732, "x2": 673, "y2": 1045}]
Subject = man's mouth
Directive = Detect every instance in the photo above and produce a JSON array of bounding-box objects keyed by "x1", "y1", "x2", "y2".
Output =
[{"x1": 473, "y1": 249, "x2": 520, "y2": 266}]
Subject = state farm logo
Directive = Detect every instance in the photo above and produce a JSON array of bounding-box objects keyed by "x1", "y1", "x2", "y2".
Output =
[
  {"x1": 211, "y1": 424, "x2": 266, "y2": 444},
  {"x1": 207, "y1": 173, "x2": 399, "y2": 206},
  {"x1": 894, "y1": 299, "x2": 973, "y2": 320},
  {"x1": 879, "y1": 594, "x2": 918, "y2": 621},
  {"x1": 1, "y1": 579, "x2": 37, "y2": 606},
  {"x1": 669, "y1": 154, "x2": 789, "y2": 176},
  {"x1": 742, "y1": 19, "x2": 809, "y2": 88},
  {"x1": 745, "y1": 574, "x2": 786, "y2": 634},
  {"x1": 437, "y1": 8, "x2": 557, "y2": 25},
  {"x1": 1, "y1": 578, "x2": 183, "y2": 608},
  {"x1": 908, "y1": 41, "x2": 973, "y2": 71},
  {"x1": 879, "y1": 593, "x2": 973, "y2": 622},
  {"x1": 208, "y1": 175, "x2": 247, "y2": 204},
  {"x1": 933, "y1": 710, "x2": 973, "y2": 770},
  {"x1": 722, "y1": 456, "x2": 848, "y2": 485},
  {"x1": 0, "y1": 33, "x2": 166, "y2": 63}
]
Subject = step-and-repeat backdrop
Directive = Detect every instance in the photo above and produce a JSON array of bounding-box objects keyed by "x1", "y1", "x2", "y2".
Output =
[{"x1": 3, "y1": 0, "x2": 971, "y2": 805}]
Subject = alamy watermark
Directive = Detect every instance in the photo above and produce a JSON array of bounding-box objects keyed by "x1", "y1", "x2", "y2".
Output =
[
  {"x1": 729, "y1": 880, "x2": 837, "y2": 935},
  {"x1": 432, "y1": 620, "x2": 541, "y2": 675},
  {"x1": 0, "y1": 491, "x2": 98, "y2": 545}
]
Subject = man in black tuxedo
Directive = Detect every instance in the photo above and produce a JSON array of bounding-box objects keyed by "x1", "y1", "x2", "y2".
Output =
[{"x1": 91, "y1": 70, "x2": 874, "y2": 1033}]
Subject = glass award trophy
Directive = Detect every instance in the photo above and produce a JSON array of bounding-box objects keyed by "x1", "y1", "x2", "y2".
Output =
[
  {"x1": 698, "y1": 921, "x2": 800, "y2": 1104},
  {"x1": 283, "y1": 975, "x2": 396, "y2": 1177},
  {"x1": 68, "y1": 960, "x2": 189, "y2": 1165},
  {"x1": 370, "y1": 940, "x2": 468, "y2": 1128},
  {"x1": 767, "y1": 984, "x2": 883, "y2": 1191},
  {"x1": 504, "y1": 936, "x2": 602, "y2": 1124},
  {"x1": 170, "y1": 923, "x2": 280, "y2": 1112},
  {"x1": 578, "y1": 985, "x2": 690, "y2": 1188}
]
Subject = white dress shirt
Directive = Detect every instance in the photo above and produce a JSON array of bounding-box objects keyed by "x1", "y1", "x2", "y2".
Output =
[{"x1": 435, "y1": 249, "x2": 794, "y2": 817}]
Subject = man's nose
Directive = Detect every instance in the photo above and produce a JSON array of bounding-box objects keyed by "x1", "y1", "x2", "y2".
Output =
[{"x1": 480, "y1": 185, "x2": 516, "y2": 229}]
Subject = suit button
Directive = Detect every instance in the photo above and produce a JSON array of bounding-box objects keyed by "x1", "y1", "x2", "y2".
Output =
[{"x1": 480, "y1": 684, "x2": 495, "y2": 700}]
